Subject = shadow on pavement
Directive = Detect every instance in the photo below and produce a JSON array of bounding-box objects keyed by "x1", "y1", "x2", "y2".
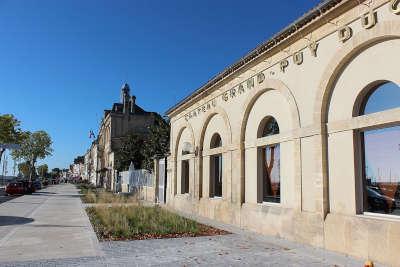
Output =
[
  {"x1": 4, "y1": 201, "x2": 43, "y2": 204},
  {"x1": 31, "y1": 224, "x2": 86, "y2": 228},
  {"x1": 55, "y1": 194, "x2": 81, "y2": 198},
  {"x1": 0, "y1": 216, "x2": 34, "y2": 226},
  {"x1": 33, "y1": 191, "x2": 57, "y2": 195},
  {"x1": 0, "y1": 195, "x2": 20, "y2": 204}
]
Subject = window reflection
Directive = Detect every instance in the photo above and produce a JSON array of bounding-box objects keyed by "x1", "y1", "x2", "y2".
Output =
[
  {"x1": 261, "y1": 144, "x2": 281, "y2": 203},
  {"x1": 210, "y1": 154, "x2": 222, "y2": 197},
  {"x1": 363, "y1": 126, "x2": 400, "y2": 215},
  {"x1": 362, "y1": 82, "x2": 400, "y2": 115},
  {"x1": 210, "y1": 133, "x2": 223, "y2": 198},
  {"x1": 258, "y1": 116, "x2": 280, "y2": 138},
  {"x1": 257, "y1": 116, "x2": 281, "y2": 203},
  {"x1": 181, "y1": 160, "x2": 189, "y2": 194}
]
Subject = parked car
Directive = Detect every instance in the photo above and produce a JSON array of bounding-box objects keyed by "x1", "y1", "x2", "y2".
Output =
[
  {"x1": 5, "y1": 182, "x2": 25, "y2": 195},
  {"x1": 367, "y1": 186, "x2": 396, "y2": 213},
  {"x1": 21, "y1": 181, "x2": 35, "y2": 194},
  {"x1": 32, "y1": 180, "x2": 42, "y2": 190}
]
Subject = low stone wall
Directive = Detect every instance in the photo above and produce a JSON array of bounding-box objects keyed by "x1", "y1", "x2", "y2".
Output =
[{"x1": 324, "y1": 213, "x2": 400, "y2": 265}]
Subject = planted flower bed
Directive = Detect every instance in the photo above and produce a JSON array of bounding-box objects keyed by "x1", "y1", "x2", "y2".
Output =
[{"x1": 86, "y1": 205, "x2": 228, "y2": 241}]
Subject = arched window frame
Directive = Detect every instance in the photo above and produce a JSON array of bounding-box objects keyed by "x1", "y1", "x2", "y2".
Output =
[{"x1": 353, "y1": 81, "x2": 400, "y2": 216}]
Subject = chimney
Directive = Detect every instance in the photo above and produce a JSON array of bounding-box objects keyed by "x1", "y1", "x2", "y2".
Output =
[{"x1": 130, "y1": 95, "x2": 136, "y2": 113}]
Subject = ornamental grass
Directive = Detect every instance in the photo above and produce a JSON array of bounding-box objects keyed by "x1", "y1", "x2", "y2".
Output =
[
  {"x1": 78, "y1": 184, "x2": 137, "y2": 204},
  {"x1": 86, "y1": 205, "x2": 205, "y2": 240}
]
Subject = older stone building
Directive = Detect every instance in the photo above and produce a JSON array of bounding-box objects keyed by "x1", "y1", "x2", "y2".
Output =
[
  {"x1": 166, "y1": 0, "x2": 400, "y2": 265},
  {"x1": 86, "y1": 83, "x2": 159, "y2": 190},
  {"x1": 84, "y1": 140, "x2": 99, "y2": 185}
]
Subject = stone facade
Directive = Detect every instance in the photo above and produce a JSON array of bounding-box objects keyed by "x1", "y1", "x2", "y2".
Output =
[
  {"x1": 166, "y1": 1, "x2": 400, "y2": 266},
  {"x1": 85, "y1": 83, "x2": 159, "y2": 190},
  {"x1": 84, "y1": 141, "x2": 100, "y2": 185},
  {"x1": 71, "y1": 163, "x2": 85, "y2": 180}
]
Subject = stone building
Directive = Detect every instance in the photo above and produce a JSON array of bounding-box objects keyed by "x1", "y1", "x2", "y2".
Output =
[
  {"x1": 165, "y1": 0, "x2": 400, "y2": 265},
  {"x1": 88, "y1": 83, "x2": 159, "y2": 190},
  {"x1": 84, "y1": 141, "x2": 99, "y2": 185},
  {"x1": 71, "y1": 162, "x2": 85, "y2": 181}
]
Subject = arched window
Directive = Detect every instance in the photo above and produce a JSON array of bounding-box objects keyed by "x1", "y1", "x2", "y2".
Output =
[
  {"x1": 356, "y1": 82, "x2": 400, "y2": 215},
  {"x1": 360, "y1": 82, "x2": 400, "y2": 115},
  {"x1": 257, "y1": 116, "x2": 281, "y2": 203},
  {"x1": 257, "y1": 116, "x2": 280, "y2": 138},
  {"x1": 210, "y1": 133, "x2": 222, "y2": 198},
  {"x1": 182, "y1": 142, "x2": 192, "y2": 155},
  {"x1": 210, "y1": 133, "x2": 222, "y2": 149}
]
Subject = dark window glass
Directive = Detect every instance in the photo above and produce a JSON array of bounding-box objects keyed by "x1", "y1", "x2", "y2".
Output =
[
  {"x1": 258, "y1": 116, "x2": 280, "y2": 138},
  {"x1": 362, "y1": 82, "x2": 400, "y2": 115},
  {"x1": 181, "y1": 160, "x2": 189, "y2": 194},
  {"x1": 362, "y1": 126, "x2": 400, "y2": 215},
  {"x1": 210, "y1": 133, "x2": 222, "y2": 149},
  {"x1": 260, "y1": 144, "x2": 281, "y2": 203},
  {"x1": 210, "y1": 154, "x2": 222, "y2": 197}
]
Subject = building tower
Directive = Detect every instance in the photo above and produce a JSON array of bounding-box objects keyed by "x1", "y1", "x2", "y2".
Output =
[{"x1": 121, "y1": 83, "x2": 130, "y2": 114}]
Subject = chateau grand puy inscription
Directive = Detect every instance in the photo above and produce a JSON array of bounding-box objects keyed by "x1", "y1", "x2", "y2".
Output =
[{"x1": 184, "y1": 1, "x2": 399, "y2": 121}]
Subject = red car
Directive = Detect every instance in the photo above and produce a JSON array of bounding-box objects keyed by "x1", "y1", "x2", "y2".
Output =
[
  {"x1": 5, "y1": 181, "x2": 35, "y2": 195},
  {"x1": 5, "y1": 182, "x2": 25, "y2": 195}
]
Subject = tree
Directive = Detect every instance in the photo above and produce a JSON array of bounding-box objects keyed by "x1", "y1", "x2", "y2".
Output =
[
  {"x1": 12, "y1": 131, "x2": 53, "y2": 180},
  {"x1": 115, "y1": 134, "x2": 145, "y2": 171},
  {"x1": 18, "y1": 162, "x2": 31, "y2": 178},
  {"x1": 142, "y1": 115, "x2": 170, "y2": 170},
  {"x1": 37, "y1": 164, "x2": 49, "y2": 178},
  {"x1": 0, "y1": 114, "x2": 23, "y2": 166},
  {"x1": 51, "y1": 168, "x2": 61, "y2": 179},
  {"x1": 114, "y1": 115, "x2": 170, "y2": 172},
  {"x1": 74, "y1": 156, "x2": 84, "y2": 164}
]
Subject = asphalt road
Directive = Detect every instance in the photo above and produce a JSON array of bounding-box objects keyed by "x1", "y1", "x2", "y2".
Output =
[{"x1": 0, "y1": 188, "x2": 18, "y2": 205}]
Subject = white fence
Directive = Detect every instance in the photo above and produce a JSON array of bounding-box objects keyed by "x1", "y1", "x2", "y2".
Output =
[
  {"x1": 119, "y1": 168, "x2": 155, "y2": 202},
  {"x1": 120, "y1": 169, "x2": 153, "y2": 190},
  {"x1": 118, "y1": 158, "x2": 167, "y2": 204}
]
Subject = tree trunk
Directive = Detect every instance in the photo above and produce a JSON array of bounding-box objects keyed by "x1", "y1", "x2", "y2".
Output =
[
  {"x1": 28, "y1": 158, "x2": 36, "y2": 182},
  {"x1": 0, "y1": 148, "x2": 4, "y2": 168}
]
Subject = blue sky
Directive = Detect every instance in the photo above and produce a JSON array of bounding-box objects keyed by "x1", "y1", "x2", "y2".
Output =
[{"x1": 1, "y1": 0, "x2": 326, "y2": 171}]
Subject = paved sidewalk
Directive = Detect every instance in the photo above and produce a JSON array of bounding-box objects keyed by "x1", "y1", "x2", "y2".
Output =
[
  {"x1": 0, "y1": 184, "x2": 101, "y2": 262},
  {"x1": 0, "y1": 185, "x2": 384, "y2": 266},
  {"x1": 0, "y1": 232, "x2": 377, "y2": 267}
]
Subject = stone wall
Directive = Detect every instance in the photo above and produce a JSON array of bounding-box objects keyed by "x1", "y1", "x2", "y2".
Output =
[{"x1": 166, "y1": 1, "x2": 400, "y2": 266}]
